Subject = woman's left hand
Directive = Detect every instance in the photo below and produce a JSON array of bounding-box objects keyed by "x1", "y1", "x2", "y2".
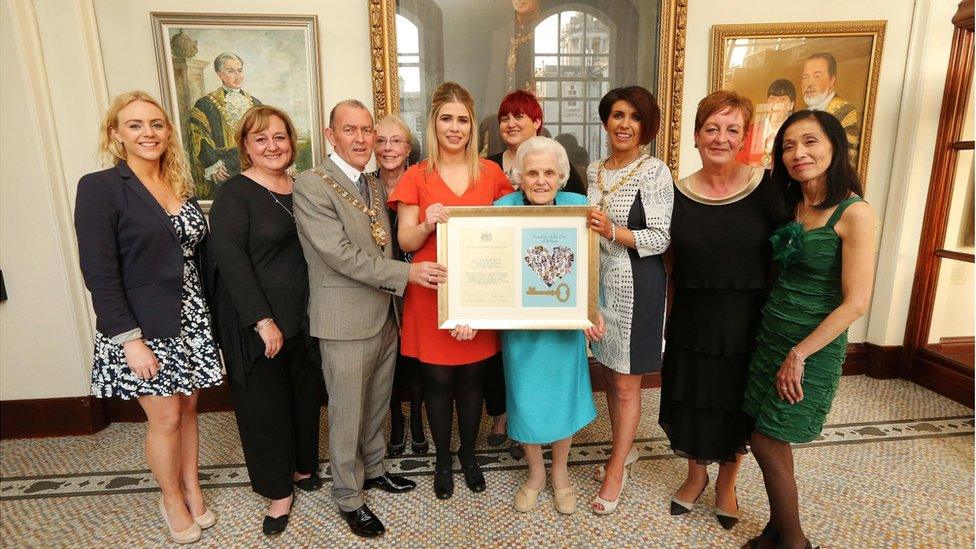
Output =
[
  {"x1": 584, "y1": 312, "x2": 606, "y2": 342},
  {"x1": 450, "y1": 324, "x2": 477, "y2": 341},
  {"x1": 587, "y1": 210, "x2": 612, "y2": 240},
  {"x1": 775, "y1": 353, "x2": 805, "y2": 404}
]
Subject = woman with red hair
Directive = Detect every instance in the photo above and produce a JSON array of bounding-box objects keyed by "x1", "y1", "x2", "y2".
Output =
[{"x1": 487, "y1": 90, "x2": 586, "y2": 195}]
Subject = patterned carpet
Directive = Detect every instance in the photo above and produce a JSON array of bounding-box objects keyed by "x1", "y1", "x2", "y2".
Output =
[{"x1": 0, "y1": 376, "x2": 972, "y2": 547}]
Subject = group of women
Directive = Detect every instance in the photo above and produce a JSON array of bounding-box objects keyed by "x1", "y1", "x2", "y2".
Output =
[{"x1": 74, "y1": 77, "x2": 874, "y2": 547}]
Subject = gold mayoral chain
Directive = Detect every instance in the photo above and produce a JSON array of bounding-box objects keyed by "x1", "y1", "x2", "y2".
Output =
[
  {"x1": 314, "y1": 169, "x2": 389, "y2": 248},
  {"x1": 595, "y1": 154, "x2": 649, "y2": 212}
]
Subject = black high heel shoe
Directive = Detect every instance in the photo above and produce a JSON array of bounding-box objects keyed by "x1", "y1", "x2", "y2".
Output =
[
  {"x1": 714, "y1": 487, "x2": 739, "y2": 530},
  {"x1": 433, "y1": 466, "x2": 454, "y2": 500},
  {"x1": 388, "y1": 431, "x2": 406, "y2": 457},
  {"x1": 410, "y1": 431, "x2": 429, "y2": 454},
  {"x1": 740, "y1": 521, "x2": 779, "y2": 548},
  {"x1": 458, "y1": 455, "x2": 486, "y2": 493},
  {"x1": 670, "y1": 477, "x2": 709, "y2": 515}
]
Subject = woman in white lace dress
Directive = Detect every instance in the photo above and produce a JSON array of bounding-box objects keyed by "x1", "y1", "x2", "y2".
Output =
[{"x1": 585, "y1": 86, "x2": 673, "y2": 515}]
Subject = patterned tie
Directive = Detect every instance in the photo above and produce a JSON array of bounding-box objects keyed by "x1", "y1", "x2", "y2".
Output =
[{"x1": 357, "y1": 173, "x2": 370, "y2": 202}]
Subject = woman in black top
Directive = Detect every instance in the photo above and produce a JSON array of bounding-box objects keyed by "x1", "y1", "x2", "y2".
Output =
[
  {"x1": 208, "y1": 106, "x2": 321, "y2": 536},
  {"x1": 658, "y1": 91, "x2": 778, "y2": 529},
  {"x1": 75, "y1": 91, "x2": 222, "y2": 544}
]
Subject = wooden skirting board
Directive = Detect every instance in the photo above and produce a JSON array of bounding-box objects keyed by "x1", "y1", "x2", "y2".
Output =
[{"x1": 0, "y1": 342, "x2": 900, "y2": 440}]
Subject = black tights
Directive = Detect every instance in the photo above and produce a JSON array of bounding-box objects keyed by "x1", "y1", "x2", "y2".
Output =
[
  {"x1": 421, "y1": 359, "x2": 488, "y2": 468},
  {"x1": 751, "y1": 431, "x2": 807, "y2": 548},
  {"x1": 389, "y1": 355, "x2": 425, "y2": 443}
]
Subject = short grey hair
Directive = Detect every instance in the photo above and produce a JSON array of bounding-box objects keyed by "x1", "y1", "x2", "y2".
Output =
[
  {"x1": 512, "y1": 136, "x2": 571, "y2": 189},
  {"x1": 329, "y1": 99, "x2": 371, "y2": 129},
  {"x1": 213, "y1": 52, "x2": 243, "y2": 72}
]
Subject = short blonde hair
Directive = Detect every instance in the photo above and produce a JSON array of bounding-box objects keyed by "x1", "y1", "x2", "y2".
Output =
[
  {"x1": 235, "y1": 105, "x2": 299, "y2": 171},
  {"x1": 375, "y1": 113, "x2": 414, "y2": 145},
  {"x1": 512, "y1": 136, "x2": 571, "y2": 189},
  {"x1": 99, "y1": 91, "x2": 194, "y2": 199},
  {"x1": 425, "y1": 81, "x2": 482, "y2": 181}
]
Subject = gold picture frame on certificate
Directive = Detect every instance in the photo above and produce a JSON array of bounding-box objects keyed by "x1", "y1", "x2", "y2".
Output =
[
  {"x1": 710, "y1": 21, "x2": 886, "y2": 186},
  {"x1": 436, "y1": 206, "x2": 599, "y2": 330}
]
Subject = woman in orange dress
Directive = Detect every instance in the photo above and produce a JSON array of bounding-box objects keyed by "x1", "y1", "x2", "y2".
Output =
[{"x1": 388, "y1": 81, "x2": 513, "y2": 500}]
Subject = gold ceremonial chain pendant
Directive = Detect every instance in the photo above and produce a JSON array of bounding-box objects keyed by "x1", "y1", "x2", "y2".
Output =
[
  {"x1": 315, "y1": 169, "x2": 388, "y2": 248},
  {"x1": 596, "y1": 155, "x2": 649, "y2": 213}
]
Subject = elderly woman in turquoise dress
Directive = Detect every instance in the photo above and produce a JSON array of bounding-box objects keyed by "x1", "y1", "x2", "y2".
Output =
[{"x1": 494, "y1": 136, "x2": 599, "y2": 515}]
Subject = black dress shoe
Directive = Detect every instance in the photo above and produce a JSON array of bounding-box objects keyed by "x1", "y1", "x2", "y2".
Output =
[
  {"x1": 340, "y1": 504, "x2": 385, "y2": 538},
  {"x1": 433, "y1": 466, "x2": 454, "y2": 500},
  {"x1": 364, "y1": 473, "x2": 416, "y2": 493},
  {"x1": 262, "y1": 514, "x2": 289, "y2": 536},
  {"x1": 293, "y1": 475, "x2": 323, "y2": 492},
  {"x1": 459, "y1": 460, "x2": 486, "y2": 493}
]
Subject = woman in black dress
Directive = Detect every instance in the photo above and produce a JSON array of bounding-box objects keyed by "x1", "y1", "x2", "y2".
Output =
[
  {"x1": 75, "y1": 91, "x2": 222, "y2": 544},
  {"x1": 658, "y1": 91, "x2": 778, "y2": 529},
  {"x1": 209, "y1": 106, "x2": 322, "y2": 536}
]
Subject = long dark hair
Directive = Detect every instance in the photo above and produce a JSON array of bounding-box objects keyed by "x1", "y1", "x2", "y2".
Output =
[{"x1": 768, "y1": 109, "x2": 862, "y2": 221}]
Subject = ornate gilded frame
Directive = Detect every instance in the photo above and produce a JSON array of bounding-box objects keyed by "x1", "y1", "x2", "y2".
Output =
[
  {"x1": 436, "y1": 206, "x2": 600, "y2": 330},
  {"x1": 710, "y1": 21, "x2": 886, "y2": 185},
  {"x1": 367, "y1": 0, "x2": 688, "y2": 176}
]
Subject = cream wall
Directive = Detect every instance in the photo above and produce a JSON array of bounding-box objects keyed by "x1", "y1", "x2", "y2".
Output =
[
  {"x1": 0, "y1": 0, "x2": 960, "y2": 401},
  {"x1": 680, "y1": 0, "x2": 955, "y2": 346}
]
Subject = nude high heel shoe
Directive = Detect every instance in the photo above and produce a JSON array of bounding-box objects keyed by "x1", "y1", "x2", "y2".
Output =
[
  {"x1": 591, "y1": 465, "x2": 628, "y2": 515},
  {"x1": 593, "y1": 445, "x2": 639, "y2": 482},
  {"x1": 159, "y1": 496, "x2": 202, "y2": 544}
]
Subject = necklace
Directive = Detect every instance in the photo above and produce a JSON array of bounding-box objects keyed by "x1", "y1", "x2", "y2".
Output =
[
  {"x1": 313, "y1": 168, "x2": 389, "y2": 248},
  {"x1": 265, "y1": 187, "x2": 294, "y2": 219},
  {"x1": 595, "y1": 154, "x2": 649, "y2": 212}
]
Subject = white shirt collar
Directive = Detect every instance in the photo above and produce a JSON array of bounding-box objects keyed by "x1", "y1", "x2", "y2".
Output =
[
  {"x1": 222, "y1": 86, "x2": 243, "y2": 95},
  {"x1": 807, "y1": 91, "x2": 835, "y2": 111},
  {"x1": 329, "y1": 152, "x2": 366, "y2": 183}
]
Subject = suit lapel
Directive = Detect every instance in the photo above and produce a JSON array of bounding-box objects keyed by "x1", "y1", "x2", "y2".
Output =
[
  {"x1": 117, "y1": 162, "x2": 179, "y2": 242},
  {"x1": 322, "y1": 156, "x2": 363, "y2": 199}
]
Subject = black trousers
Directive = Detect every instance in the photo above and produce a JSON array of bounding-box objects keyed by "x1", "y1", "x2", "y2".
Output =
[
  {"x1": 229, "y1": 333, "x2": 322, "y2": 499},
  {"x1": 482, "y1": 352, "x2": 506, "y2": 417}
]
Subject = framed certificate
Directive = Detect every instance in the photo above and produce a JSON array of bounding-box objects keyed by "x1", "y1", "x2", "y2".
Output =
[{"x1": 437, "y1": 206, "x2": 599, "y2": 330}]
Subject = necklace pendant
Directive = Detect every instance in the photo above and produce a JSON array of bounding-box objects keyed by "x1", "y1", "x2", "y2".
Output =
[{"x1": 371, "y1": 220, "x2": 388, "y2": 248}]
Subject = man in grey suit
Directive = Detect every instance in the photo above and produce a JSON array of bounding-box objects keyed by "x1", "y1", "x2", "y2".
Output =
[{"x1": 293, "y1": 99, "x2": 446, "y2": 538}]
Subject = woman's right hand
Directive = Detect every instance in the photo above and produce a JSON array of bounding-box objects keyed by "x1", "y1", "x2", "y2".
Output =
[
  {"x1": 423, "y1": 203, "x2": 449, "y2": 232},
  {"x1": 258, "y1": 319, "x2": 284, "y2": 358},
  {"x1": 123, "y1": 339, "x2": 159, "y2": 380}
]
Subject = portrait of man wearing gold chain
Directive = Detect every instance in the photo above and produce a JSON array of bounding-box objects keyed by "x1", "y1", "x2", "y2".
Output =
[{"x1": 187, "y1": 52, "x2": 262, "y2": 195}]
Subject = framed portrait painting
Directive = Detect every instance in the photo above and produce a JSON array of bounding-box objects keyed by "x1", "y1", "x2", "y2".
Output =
[
  {"x1": 368, "y1": 0, "x2": 688, "y2": 176},
  {"x1": 151, "y1": 13, "x2": 323, "y2": 203},
  {"x1": 711, "y1": 21, "x2": 886, "y2": 184},
  {"x1": 436, "y1": 206, "x2": 599, "y2": 330}
]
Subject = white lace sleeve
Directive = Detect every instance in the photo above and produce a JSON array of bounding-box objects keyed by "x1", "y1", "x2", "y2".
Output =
[{"x1": 631, "y1": 159, "x2": 673, "y2": 257}]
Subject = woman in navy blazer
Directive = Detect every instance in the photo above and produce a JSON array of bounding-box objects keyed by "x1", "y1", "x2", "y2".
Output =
[{"x1": 74, "y1": 91, "x2": 222, "y2": 544}]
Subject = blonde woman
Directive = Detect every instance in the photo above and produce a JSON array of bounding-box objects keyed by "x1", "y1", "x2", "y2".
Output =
[
  {"x1": 74, "y1": 91, "x2": 222, "y2": 544},
  {"x1": 388, "y1": 81, "x2": 513, "y2": 499}
]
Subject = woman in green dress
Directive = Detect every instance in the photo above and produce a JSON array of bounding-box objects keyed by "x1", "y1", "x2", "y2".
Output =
[{"x1": 741, "y1": 110, "x2": 875, "y2": 549}]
